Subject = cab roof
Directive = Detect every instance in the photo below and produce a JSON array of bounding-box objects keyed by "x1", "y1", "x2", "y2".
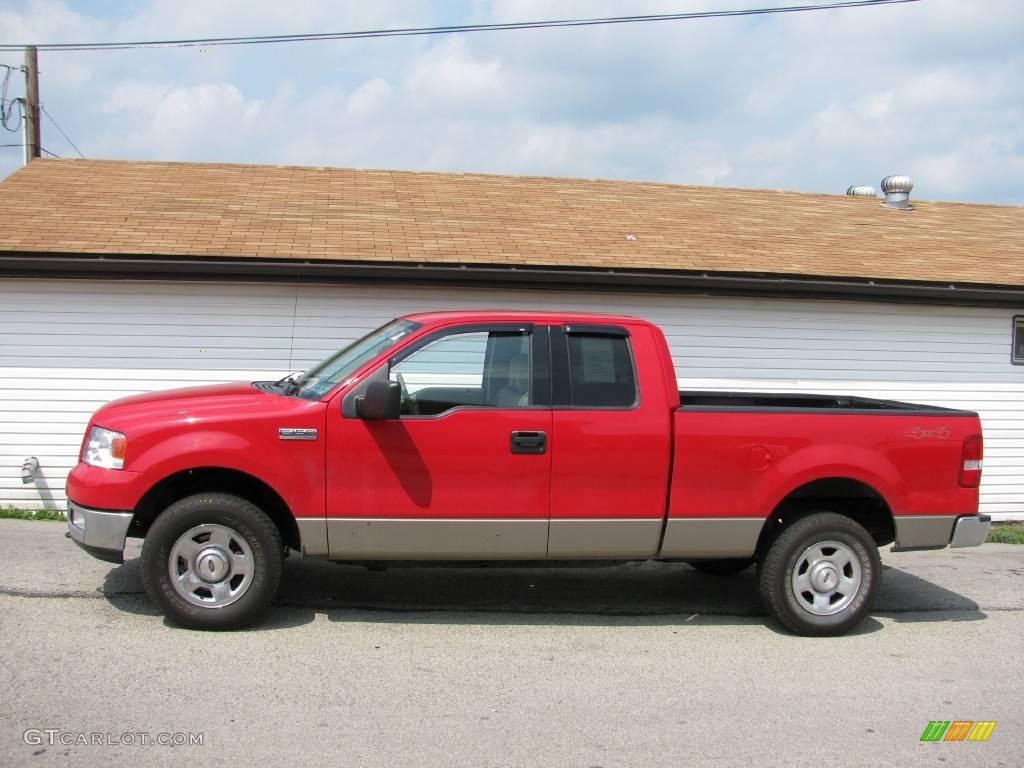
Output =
[{"x1": 402, "y1": 309, "x2": 644, "y2": 326}]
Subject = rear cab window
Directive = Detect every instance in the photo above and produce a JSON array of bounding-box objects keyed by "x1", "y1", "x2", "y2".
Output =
[{"x1": 555, "y1": 324, "x2": 638, "y2": 408}]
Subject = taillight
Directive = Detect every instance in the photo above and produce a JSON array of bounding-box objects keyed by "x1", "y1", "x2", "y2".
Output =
[{"x1": 959, "y1": 434, "x2": 983, "y2": 488}]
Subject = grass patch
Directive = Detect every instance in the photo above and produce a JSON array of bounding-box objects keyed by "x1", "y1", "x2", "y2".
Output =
[
  {"x1": 0, "y1": 508, "x2": 66, "y2": 521},
  {"x1": 987, "y1": 522, "x2": 1024, "y2": 545}
]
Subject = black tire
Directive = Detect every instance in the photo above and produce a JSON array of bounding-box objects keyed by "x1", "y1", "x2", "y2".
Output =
[
  {"x1": 687, "y1": 558, "x2": 755, "y2": 576},
  {"x1": 758, "y1": 512, "x2": 881, "y2": 637},
  {"x1": 140, "y1": 493, "x2": 283, "y2": 630}
]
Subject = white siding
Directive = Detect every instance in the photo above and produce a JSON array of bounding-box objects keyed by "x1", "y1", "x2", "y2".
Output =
[{"x1": 2, "y1": 277, "x2": 1022, "y2": 520}]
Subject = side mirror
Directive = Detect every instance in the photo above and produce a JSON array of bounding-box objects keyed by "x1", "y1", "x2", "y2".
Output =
[{"x1": 356, "y1": 380, "x2": 402, "y2": 420}]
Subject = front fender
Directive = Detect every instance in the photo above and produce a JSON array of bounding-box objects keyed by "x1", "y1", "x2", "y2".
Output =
[{"x1": 130, "y1": 429, "x2": 323, "y2": 518}]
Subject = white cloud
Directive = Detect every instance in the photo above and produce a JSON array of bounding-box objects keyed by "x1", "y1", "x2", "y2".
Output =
[
  {"x1": 405, "y1": 37, "x2": 504, "y2": 109},
  {"x1": 95, "y1": 81, "x2": 265, "y2": 159},
  {"x1": 346, "y1": 78, "x2": 392, "y2": 117},
  {"x1": 695, "y1": 160, "x2": 733, "y2": 187},
  {"x1": 101, "y1": 80, "x2": 174, "y2": 114}
]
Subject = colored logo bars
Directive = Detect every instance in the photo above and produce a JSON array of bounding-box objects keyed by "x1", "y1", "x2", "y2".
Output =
[{"x1": 920, "y1": 721, "x2": 997, "y2": 742}]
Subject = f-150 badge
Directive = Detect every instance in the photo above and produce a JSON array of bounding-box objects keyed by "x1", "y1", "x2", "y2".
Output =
[{"x1": 279, "y1": 428, "x2": 318, "y2": 441}]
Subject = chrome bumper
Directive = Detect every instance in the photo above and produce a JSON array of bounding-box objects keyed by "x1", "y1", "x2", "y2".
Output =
[
  {"x1": 950, "y1": 514, "x2": 991, "y2": 548},
  {"x1": 892, "y1": 513, "x2": 991, "y2": 552},
  {"x1": 67, "y1": 501, "x2": 133, "y2": 564}
]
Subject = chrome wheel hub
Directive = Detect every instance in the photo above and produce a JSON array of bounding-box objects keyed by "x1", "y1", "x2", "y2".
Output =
[
  {"x1": 809, "y1": 561, "x2": 839, "y2": 592},
  {"x1": 791, "y1": 540, "x2": 862, "y2": 616},
  {"x1": 195, "y1": 547, "x2": 230, "y2": 582},
  {"x1": 169, "y1": 524, "x2": 254, "y2": 609}
]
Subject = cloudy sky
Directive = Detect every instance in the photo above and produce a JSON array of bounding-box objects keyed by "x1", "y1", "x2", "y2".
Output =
[{"x1": 0, "y1": 0, "x2": 1021, "y2": 203}]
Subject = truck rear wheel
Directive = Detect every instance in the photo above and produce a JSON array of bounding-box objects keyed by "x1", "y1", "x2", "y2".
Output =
[
  {"x1": 758, "y1": 512, "x2": 880, "y2": 636},
  {"x1": 140, "y1": 493, "x2": 283, "y2": 630}
]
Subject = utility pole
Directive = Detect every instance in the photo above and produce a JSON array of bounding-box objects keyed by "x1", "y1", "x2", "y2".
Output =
[{"x1": 23, "y1": 45, "x2": 40, "y2": 163}]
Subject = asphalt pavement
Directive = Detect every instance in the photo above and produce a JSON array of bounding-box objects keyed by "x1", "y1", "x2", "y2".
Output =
[{"x1": 0, "y1": 518, "x2": 1021, "y2": 767}]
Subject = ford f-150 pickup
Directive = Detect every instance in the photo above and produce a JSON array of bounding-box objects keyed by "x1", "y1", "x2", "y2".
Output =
[{"x1": 66, "y1": 311, "x2": 990, "y2": 635}]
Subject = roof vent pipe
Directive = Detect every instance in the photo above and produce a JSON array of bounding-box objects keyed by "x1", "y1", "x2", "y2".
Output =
[
  {"x1": 881, "y1": 175, "x2": 913, "y2": 210},
  {"x1": 846, "y1": 185, "x2": 878, "y2": 198}
]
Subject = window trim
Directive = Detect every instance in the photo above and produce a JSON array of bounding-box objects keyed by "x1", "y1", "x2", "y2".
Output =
[
  {"x1": 551, "y1": 324, "x2": 640, "y2": 411},
  {"x1": 563, "y1": 323, "x2": 631, "y2": 338},
  {"x1": 387, "y1": 323, "x2": 531, "y2": 365},
  {"x1": 1013, "y1": 315, "x2": 1024, "y2": 366}
]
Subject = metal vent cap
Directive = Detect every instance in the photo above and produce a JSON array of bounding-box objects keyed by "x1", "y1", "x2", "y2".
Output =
[
  {"x1": 881, "y1": 174, "x2": 913, "y2": 210},
  {"x1": 846, "y1": 185, "x2": 878, "y2": 198},
  {"x1": 881, "y1": 175, "x2": 913, "y2": 194}
]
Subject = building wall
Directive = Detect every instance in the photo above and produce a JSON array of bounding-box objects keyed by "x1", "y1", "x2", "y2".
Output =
[{"x1": 2, "y1": 277, "x2": 1021, "y2": 520}]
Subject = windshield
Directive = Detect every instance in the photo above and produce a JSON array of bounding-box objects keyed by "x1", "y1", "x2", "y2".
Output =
[{"x1": 290, "y1": 319, "x2": 420, "y2": 400}]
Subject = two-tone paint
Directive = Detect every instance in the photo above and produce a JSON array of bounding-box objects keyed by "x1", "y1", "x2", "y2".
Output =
[{"x1": 65, "y1": 310, "x2": 988, "y2": 564}]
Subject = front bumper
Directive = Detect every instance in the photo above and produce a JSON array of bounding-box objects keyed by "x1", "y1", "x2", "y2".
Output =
[
  {"x1": 950, "y1": 514, "x2": 991, "y2": 548},
  {"x1": 66, "y1": 501, "x2": 133, "y2": 564}
]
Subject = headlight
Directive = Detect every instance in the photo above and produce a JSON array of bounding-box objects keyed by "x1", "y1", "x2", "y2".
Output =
[{"x1": 83, "y1": 426, "x2": 127, "y2": 470}]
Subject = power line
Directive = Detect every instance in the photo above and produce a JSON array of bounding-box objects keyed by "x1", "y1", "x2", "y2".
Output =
[
  {"x1": 0, "y1": 143, "x2": 58, "y2": 156},
  {"x1": 40, "y1": 103, "x2": 84, "y2": 158},
  {"x1": 0, "y1": 0, "x2": 920, "y2": 52}
]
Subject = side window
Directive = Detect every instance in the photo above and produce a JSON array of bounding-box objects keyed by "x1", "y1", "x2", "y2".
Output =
[
  {"x1": 566, "y1": 333, "x2": 637, "y2": 408},
  {"x1": 1014, "y1": 316, "x2": 1024, "y2": 365},
  {"x1": 391, "y1": 331, "x2": 532, "y2": 415}
]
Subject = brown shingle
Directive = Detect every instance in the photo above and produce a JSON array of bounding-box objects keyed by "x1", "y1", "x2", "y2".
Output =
[{"x1": 0, "y1": 158, "x2": 1021, "y2": 286}]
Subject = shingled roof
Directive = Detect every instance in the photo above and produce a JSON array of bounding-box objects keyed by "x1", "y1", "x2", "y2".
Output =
[{"x1": 0, "y1": 158, "x2": 1022, "y2": 291}]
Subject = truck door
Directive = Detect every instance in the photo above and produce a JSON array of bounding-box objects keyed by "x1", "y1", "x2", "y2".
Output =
[
  {"x1": 325, "y1": 323, "x2": 552, "y2": 559},
  {"x1": 547, "y1": 323, "x2": 672, "y2": 558}
]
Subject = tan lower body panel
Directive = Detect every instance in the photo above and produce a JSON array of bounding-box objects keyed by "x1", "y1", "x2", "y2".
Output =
[
  {"x1": 547, "y1": 518, "x2": 662, "y2": 558},
  {"x1": 325, "y1": 518, "x2": 549, "y2": 559},
  {"x1": 893, "y1": 515, "x2": 956, "y2": 551},
  {"x1": 659, "y1": 517, "x2": 763, "y2": 559},
  {"x1": 295, "y1": 517, "x2": 329, "y2": 557}
]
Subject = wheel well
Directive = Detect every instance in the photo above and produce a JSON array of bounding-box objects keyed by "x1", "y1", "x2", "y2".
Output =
[
  {"x1": 755, "y1": 477, "x2": 895, "y2": 555},
  {"x1": 129, "y1": 467, "x2": 301, "y2": 551}
]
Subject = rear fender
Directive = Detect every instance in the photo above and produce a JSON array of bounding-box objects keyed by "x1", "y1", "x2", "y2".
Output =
[{"x1": 756, "y1": 443, "x2": 904, "y2": 520}]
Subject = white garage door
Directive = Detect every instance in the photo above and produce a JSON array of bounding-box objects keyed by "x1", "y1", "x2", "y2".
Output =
[{"x1": 1, "y1": 276, "x2": 1021, "y2": 520}]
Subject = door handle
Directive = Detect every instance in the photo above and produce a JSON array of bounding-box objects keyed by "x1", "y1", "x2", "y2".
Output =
[{"x1": 510, "y1": 430, "x2": 547, "y2": 455}]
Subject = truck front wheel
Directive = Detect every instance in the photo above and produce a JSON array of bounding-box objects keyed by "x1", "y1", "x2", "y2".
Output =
[
  {"x1": 758, "y1": 512, "x2": 880, "y2": 636},
  {"x1": 140, "y1": 493, "x2": 283, "y2": 630}
]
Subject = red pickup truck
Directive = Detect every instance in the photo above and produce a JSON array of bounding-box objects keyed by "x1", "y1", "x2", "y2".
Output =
[{"x1": 66, "y1": 311, "x2": 990, "y2": 635}]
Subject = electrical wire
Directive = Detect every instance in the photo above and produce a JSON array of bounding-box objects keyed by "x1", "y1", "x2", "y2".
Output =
[
  {"x1": 40, "y1": 103, "x2": 85, "y2": 158},
  {"x1": 0, "y1": 0, "x2": 920, "y2": 51},
  {"x1": 1, "y1": 64, "x2": 23, "y2": 131},
  {"x1": 0, "y1": 144, "x2": 63, "y2": 157},
  {"x1": 0, "y1": 143, "x2": 62, "y2": 156},
  {"x1": 1, "y1": 63, "x2": 81, "y2": 157}
]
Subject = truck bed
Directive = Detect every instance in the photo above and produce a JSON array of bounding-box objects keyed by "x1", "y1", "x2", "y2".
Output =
[
  {"x1": 679, "y1": 390, "x2": 977, "y2": 416},
  {"x1": 668, "y1": 391, "x2": 982, "y2": 537}
]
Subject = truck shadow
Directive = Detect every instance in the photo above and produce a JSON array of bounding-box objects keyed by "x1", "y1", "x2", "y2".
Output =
[{"x1": 102, "y1": 558, "x2": 986, "y2": 634}]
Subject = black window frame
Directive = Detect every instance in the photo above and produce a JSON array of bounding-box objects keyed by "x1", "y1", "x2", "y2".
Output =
[
  {"x1": 1014, "y1": 315, "x2": 1024, "y2": 366},
  {"x1": 550, "y1": 324, "x2": 639, "y2": 410}
]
